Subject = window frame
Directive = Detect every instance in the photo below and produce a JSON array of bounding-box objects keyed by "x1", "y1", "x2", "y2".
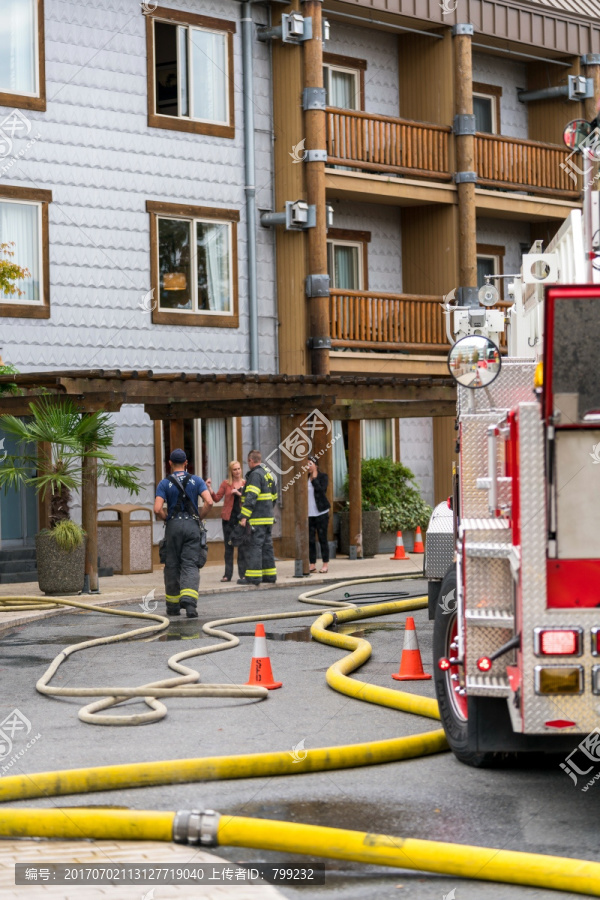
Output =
[
  {"x1": 0, "y1": 185, "x2": 51, "y2": 319},
  {"x1": 0, "y1": 0, "x2": 46, "y2": 111},
  {"x1": 473, "y1": 82, "x2": 502, "y2": 135},
  {"x1": 327, "y1": 228, "x2": 370, "y2": 291},
  {"x1": 146, "y1": 5, "x2": 236, "y2": 139},
  {"x1": 476, "y1": 242, "x2": 505, "y2": 300},
  {"x1": 323, "y1": 53, "x2": 366, "y2": 111},
  {"x1": 148, "y1": 199, "x2": 239, "y2": 328}
]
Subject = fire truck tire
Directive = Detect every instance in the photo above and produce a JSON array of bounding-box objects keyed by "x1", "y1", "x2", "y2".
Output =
[{"x1": 433, "y1": 567, "x2": 497, "y2": 768}]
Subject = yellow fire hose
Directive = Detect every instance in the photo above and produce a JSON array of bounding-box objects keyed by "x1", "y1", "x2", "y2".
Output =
[
  {"x1": 0, "y1": 576, "x2": 594, "y2": 895},
  {"x1": 0, "y1": 807, "x2": 598, "y2": 896}
]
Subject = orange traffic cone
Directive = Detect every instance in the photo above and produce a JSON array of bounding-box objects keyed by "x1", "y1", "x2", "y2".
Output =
[
  {"x1": 392, "y1": 616, "x2": 432, "y2": 681},
  {"x1": 390, "y1": 531, "x2": 408, "y2": 560},
  {"x1": 245, "y1": 623, "x2": 282, "y2": 690},
  {"x1": 413, "y1": 526, "x2": 425, "y2": 554}
]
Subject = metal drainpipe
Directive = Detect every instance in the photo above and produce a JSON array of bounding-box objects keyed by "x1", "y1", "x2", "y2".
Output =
[{"x1": 242, "y1": 0, "x2": 260, "y2": 450}]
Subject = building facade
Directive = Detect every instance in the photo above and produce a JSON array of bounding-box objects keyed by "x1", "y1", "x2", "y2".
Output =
[{"x1": 0, "y1": 0, "x2": 599, "y2": 564}]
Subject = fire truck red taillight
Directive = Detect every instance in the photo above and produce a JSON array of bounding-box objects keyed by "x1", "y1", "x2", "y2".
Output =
[
  {"x1": 534, "y1": 627, "x2": 582, "y2": 657},
  {"x1": 477, "y1": 657, "x2": 492, "y2": 672}
]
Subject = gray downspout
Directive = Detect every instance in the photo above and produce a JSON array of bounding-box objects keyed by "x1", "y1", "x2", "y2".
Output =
[{"x1": 242, "y1": 1, "x2": 260, "y2": 450}]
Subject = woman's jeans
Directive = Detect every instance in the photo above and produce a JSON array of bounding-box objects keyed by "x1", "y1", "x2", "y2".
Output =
[
  {"x1": 309, "y1": 512, "x2": 330, "y2": 565},
  {"x1": 222, "y1": 518, "x2": 247, "y2": 580}
]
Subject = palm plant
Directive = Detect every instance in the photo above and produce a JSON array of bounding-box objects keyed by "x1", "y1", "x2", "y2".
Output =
[{"x1": 0, "y1": 397, "x2": 142, "y2": 546}]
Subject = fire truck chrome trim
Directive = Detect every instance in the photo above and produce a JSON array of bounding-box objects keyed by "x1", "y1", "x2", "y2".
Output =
[{"x1": 591, "y1": 627, "x2": 600, "y2": 656}]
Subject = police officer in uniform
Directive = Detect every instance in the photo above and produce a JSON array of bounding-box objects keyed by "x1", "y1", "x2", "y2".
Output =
[
  {"x1": 154, "y1": 449, "x2": 212, "y2": 617},
  {"x1": 237, "y1": 450, "x2": 277, "y2": 586}
]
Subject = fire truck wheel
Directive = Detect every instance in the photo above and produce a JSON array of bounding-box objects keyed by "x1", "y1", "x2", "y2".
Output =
[{"x1": 433, "y1": 566, "x2": 497, "y2": 768}]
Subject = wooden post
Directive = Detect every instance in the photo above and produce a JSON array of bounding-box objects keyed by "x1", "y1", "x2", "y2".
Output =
[
  {"x1": 81, "y1": 451, "x2": 98, "y2": 593},
  {"x1": 347, "y1": 419, "x2": 362, "y2": 559},
  {"x1": 303, "y1": 0, "x2": 330, "y2": 376},
  {"x1": 37, "y1": 441, "x2": 52, "y2": 531},
  {"x1": 453, "y1": 26, "x2": 477, "y2": 289},
  {"x1": 291, "y1": 415, "x2": 309, "y2": 574},
  {"x1": 169, "y1": 419, "x2": 184, "y2": 454},
  {"x1": 585, "y1": 60, "x2": 600, "y2": 190}
]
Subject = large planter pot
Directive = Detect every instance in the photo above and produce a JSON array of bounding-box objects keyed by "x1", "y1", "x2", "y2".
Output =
[
  {"x1": 379, "y1": 529, "x2": 415, "y2": 553},
  {"x1": 338, "y1": 509, "x2": 381, "y2": 558},
  {"x1": 36, "y1": 532, "x2": 86, "y2": 595}
]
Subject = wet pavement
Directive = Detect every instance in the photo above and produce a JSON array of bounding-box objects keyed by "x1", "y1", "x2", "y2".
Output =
[{"x1": 0, "y1": 579, "x2": 594, "y2": 899}]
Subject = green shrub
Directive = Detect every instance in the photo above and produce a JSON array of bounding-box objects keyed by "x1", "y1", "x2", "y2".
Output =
[
  {"x1": 343, "y1": 457, "x2": 432, "y2": 532},
  {"x1": 41, "y1": 520, "x2": 86, "y2": 552}
]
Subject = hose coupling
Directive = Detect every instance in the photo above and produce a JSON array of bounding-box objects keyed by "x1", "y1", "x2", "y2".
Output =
[{"x1": 173, "y1": 809, "x2": 221, "y2": 846}]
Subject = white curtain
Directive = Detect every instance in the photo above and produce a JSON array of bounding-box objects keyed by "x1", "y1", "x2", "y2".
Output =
[
  {"x1": 198, "y1": 222, "x2": 229, "y2": 311},
  {"x1": 206, "y1": 419, "x2": 227, "y2": 484},
  {"x1": 191, "y1": 28, "x2": 227, "y2": 123},
  {"x1": 0, "y1": 0, "x2": 36, "y2": 95},
  {"x1": 0, "y1": 201, "x2": 39, "y2": 301},
  {"x1": 332, "y1": 244, "x2": 360, "y2": 290},
  {"x1": 363, "y1": 420, "x2": 391, "y2": 460},
  {"x1": 332, "y1": 421, "x2": 347, "y2": 499},
  {"x1": 329, "y1": 69, "x2": 358, "y2": 110}
]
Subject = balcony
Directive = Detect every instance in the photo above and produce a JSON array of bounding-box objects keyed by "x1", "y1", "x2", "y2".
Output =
[
  {"x1": 475, "y1": 133, "x2": 580, "y2": 198},
  {"x1": 330, "y1": 290, "x2": 511, "y2": 354},
  {"x1": 326, "y1": 108, "x2": 579, "y2": 198},
  {"x1": 330, "y1": 290, "x2": 447, "y2": 353},
  {"x1": 326, "y1": 108, "x2": 451, "y2": 181}
]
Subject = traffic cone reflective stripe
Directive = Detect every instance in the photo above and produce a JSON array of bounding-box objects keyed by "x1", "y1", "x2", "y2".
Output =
[
  {"x1": 246, "y1": 623, "x2": 282, "y2": 690},
  {"x1": 390, "y1": 531, "x2": 408, "y2": 560},
  {"x1": 413, "y1": 526, "x2": 425, "y2": 554},
  {"x1": 392, "y1": 616, "x2": 432, "y2": 681}
]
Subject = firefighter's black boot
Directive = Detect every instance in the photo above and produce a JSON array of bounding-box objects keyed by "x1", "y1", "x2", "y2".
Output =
[
  {"x1": 180, "y1": 600, "x2": 198, "y2": 619},
  {"x1": 166, "y1": 602, "x2": 181, "y2": 617}
]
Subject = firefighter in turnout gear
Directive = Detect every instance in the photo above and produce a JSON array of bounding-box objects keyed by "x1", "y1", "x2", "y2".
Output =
[
  {"x1": 154, "y1": 449, "x2": 212, "y2": 617},
  {"x1": 237, "y1": 450, "x2": 277, "y2": 586}
]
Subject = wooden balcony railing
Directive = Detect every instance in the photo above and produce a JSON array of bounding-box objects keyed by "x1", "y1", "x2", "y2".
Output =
[
  {"x1": 474, "y1": 133, "x2": 579, "y2": 197},
  {"x1": 330, "y1": 290, "x2": 512, "y2": 352},
  {"x1": 330, "y1": 290, "x2": 447, "y2": 353},
  {"x1": 326, "y1": 108, "x2": 451, "y2": 181},
  {"x1": 326, "y1": 108, "x2": 580, "y2": 197}
]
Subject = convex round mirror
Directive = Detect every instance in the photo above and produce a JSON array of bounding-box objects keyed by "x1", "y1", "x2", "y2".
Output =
[
  {"x1": 448, "y1": 335, "x2": 502, "y2": 389},
  {"x1": 563, "y1": 118, "x2": 593, "y2": 152}
]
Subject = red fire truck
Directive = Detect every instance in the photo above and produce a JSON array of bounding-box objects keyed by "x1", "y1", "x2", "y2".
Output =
[{"x1": 425, "y1": 120, "x2": 600, "y2": 767}]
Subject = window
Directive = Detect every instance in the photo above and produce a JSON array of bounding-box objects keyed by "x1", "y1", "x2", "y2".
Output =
[
  {"x1": 161, "y1": 418, "x2": 236, "y2": 487},
  {"x1": 147, "y1": 7, "x2": 235, "y2": 138},
  {"x1": 323, "y1": 53, "x2": 366, "y2": 110},
  {"x1": 0, "y1": 0, "x2": 45, "y2": 110},
  {"x1": 0, "y1": 186, "x2": 51, "y2": 319},
  {"x1": 148, "y1": 200, "x2": 239, "y2": 328},
  {"x1": 477, "y1": 243, "x2": 505, "y2": 299},
  {"x1": 327, "y1": 229, "x2": 370, "y2": 291},
  {"x1": 473, "y1": 82, "x2": 502, "y2": 135},
  {"x1": 362, "y1": 420, "x2": 393, "y2": 459}
]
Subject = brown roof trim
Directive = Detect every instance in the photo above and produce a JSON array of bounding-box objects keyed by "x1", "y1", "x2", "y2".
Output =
[{"x1": 324, "y1": 0, "x2": 600, "y2": 55}]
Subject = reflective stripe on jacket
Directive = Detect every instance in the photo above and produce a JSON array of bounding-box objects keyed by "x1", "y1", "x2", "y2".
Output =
[{"x1": 239, "y1": 464, "x2": 277, "y2": 525}]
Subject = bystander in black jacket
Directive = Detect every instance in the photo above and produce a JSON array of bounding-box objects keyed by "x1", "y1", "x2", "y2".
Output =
[{"x1": 311, "y1": 470, "x2": 330, "y2": 513}]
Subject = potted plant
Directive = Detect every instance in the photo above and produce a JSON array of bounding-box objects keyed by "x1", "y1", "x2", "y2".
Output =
[
  {"x1": 339, "y1": 458, "x2": 432, "y2": 556},
  {"x1": 0, "y1": 397, "x2": 142, "y2": 594}
]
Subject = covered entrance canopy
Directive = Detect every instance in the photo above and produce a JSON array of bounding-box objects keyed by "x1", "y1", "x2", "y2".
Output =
[{"x1": 0, "y1": 369, "x2": 456, "y2": 588}]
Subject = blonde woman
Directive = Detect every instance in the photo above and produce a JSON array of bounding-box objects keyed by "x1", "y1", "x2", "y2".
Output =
[{"x1": 206, "y1": 461, "x2": 246, "y2": 582}]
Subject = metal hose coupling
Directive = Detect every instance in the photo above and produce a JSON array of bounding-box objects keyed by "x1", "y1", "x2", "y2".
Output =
[{"x1": 173, "y1": 809, "x2": 221, "y2": 846}]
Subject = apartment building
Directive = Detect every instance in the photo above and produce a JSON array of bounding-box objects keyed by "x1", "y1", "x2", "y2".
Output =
[{"x1": 0, "y1": 0, "x2": 599, "y2": 566}]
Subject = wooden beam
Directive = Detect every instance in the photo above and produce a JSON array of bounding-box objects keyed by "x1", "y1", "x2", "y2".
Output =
[
  {"x1": 347, "y1": 419, "x2": 362, "y2": 559},
  {"x1": 332, "y1": 400, "x2": 456, "y2": 419}
]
